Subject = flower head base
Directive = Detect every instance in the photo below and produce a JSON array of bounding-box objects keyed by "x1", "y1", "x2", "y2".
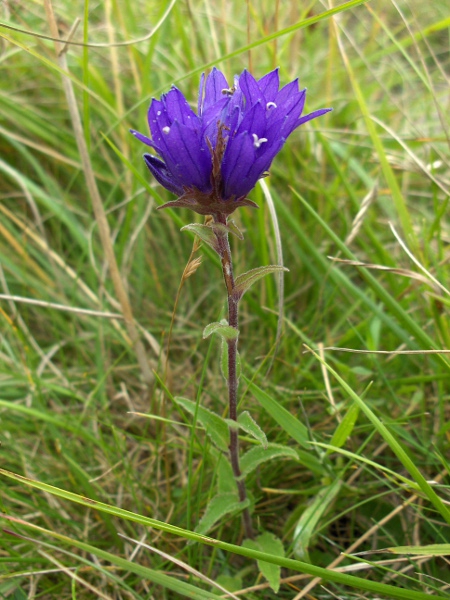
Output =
[{"x1": 131, "y1": 68, "x2": 331, "y2": 217}]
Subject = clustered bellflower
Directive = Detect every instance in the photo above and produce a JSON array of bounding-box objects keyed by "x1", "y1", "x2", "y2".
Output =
[{"x1": 131, "y1": 68, "x2": 331, "y2": 216}]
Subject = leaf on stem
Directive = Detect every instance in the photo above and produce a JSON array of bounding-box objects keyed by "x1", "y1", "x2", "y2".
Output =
[
  {"x1": 203, "y1": 321, "x2": 239, "y2": 341},
  {"x1": 181, "y1": 223, "x2": 221, "y2": 255},
  {"x1": 175, "y1": 397, "x2": 229, "y2": 452},
  {"x1": 215, "y1": 451, "x2": 238, "y2": 495},
  {"x1": 244, "y1": 377, "x2": 309, "y2": 448},
  {"x1": 234, "y1": 411, "x2": 268, "y2": 449},
  {"x1": 220, "y1": 338, "x2": 241, "y2": 381},
  {"x1": 232, "y1": 265, "x2": 289, "y2": 302},
  {"x1": 226, "y1": 219, "x2": 244, "y2": 240},
  {"x1": 195, "y1": 493, "x2": 250, "y2": 535},
  {"x1": 243, "y1": 532, "x2": 285, "y2": 592},
  {"x1": 240, "y1": 444, "x2": 298, "y2": 477}
]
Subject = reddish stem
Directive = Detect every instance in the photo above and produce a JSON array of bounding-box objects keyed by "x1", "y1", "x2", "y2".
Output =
[{"x1": 215, "y1": 213, "x2": 254, "y2": 540}]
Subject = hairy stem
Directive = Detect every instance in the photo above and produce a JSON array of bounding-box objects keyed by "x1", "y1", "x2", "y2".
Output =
[{"x1": 215, "y1": 214, "x2": 254, "y2": 540}]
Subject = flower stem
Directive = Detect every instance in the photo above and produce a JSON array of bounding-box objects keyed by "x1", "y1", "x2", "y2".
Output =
[{"x1": 215, "y1": 214, "x2": 254, "y2": 540}]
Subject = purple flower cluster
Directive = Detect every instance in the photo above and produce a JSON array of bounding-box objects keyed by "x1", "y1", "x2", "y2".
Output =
[{"x1": 131, "y1": 68, "x2": 331, "y2": 216}]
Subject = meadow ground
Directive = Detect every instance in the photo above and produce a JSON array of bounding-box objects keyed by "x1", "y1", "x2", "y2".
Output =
[{"x1": 0, "y1": 0, "x2": 449, "y2": 598}]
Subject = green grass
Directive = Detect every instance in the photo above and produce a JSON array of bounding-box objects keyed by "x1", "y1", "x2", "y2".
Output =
[{"x1": 1, "y1": 0, "x2": 449, "y2": 598}]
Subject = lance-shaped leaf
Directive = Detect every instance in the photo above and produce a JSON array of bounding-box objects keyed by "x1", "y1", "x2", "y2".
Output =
[
  {"x1": 215, "y1": 450, "x2": 238, "y2": 495},
  {"x1": 232, "y1": 265, "x2": 289, "y2": 302},
  {"x1": 196, "y1": 492, "x2": 250, "y2": 535},
  {"x1": 210, "y1": 220, "x2": 243, "y2": 240},
  {"x1": 240, "y1": 443, "x2": 298, "y2": 477},
  {"x1": 175, "y1": 396, "x2": 229, "y2": 452},
  {"x1": 203, "y1": 321, "x2": 239, "y2": 341},
  {"x1": 181, "y1": 223, "x2": 222, "y2": 255},
  {"x1": 243, "y1": 532, "x2": 285, "y2": 592},
  {"x1": 225, "y1": 219, "x2": 244, "y2": 240},
  {"x1": 234, "y1": 411, "x2": 267, "y2": 449}
]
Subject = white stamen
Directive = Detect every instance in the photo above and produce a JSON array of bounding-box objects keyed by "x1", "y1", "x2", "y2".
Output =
[
  {"x1": 162, "y1": 126, "x2": 170, "y2": 134},
  {"x1": 266, "y1": 101, "x2": 277, "y2": 109},
  {"x1": 221, "y1": 87, "x2": 235, "y2": 95},
  {"x1": 252, "y1": 133, "x2": 268, "y2": 149}
]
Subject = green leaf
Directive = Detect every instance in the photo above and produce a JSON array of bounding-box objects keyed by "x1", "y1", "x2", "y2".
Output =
[
  {"x1": 216, "y1": 452, "x2": 237, "y2": 495},
  {"x1": 236, "y1": 411, "x2": 268, "y2": 448},
  {"x1": 244, "y1": 377, "x2": 308, "y2": 448},
  {"x1": 1, "y1": 470, "x2": 445, "y2": 600},
  {"x1": 387, "y1": 544, "x2": 450, "y2": 556},
  {"x1": 195, "y1": 493, "x2": 249, "y2": 535},
  {"x1": 243, "y1": 532, "x2": 285, "y2": 592},
  {"x1": 233, "y1": 265, "x2": 289, "y2": 301},
  {"x1": 307, "y1": 346, "x2": 450, "y2": 526},
  {"x1": 215, "y1": 574, "x2": 243, "y2": 593},
  {"x1": 240, "y1": 444, "x2": 298, "y2": 477},
  {"x1": 181, "y1": 223, "x2": 220, "y2": 254},
  {"x1": 293, "y1": 478, "x2": 342, "y2": 561},
  {"x1": 226, "y1": 219, "x2": 244, "y2": 240},
  {"x1": 175, "y1": 397, "x2": 229, "y2": 452},
  {"x1": 203, "y1": 321, "x2": 239, "y2": 341},
  {"x1": 328, "y1": 402, "x2": 360, "y2": 452},
  {"x1": 210, "y1": 220, "x2": 243, "y2": 240}
]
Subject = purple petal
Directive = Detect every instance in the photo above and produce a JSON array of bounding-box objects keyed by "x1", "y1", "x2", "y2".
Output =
[
  {"x1": 199, "y1": 97, "x2": 231, "y2": 155},
  {"x1": 198, "y1": 72, "x2": 205, "y2": 115},
  {"x1": 221, "y1": 88, "x2": 244, "y2": 132},
  {"x1": 275, "y1": 79, "x2": 299, "y2": 107},
  {"x1": 165, "y1": 120, "x2": 212, "y2": 192},
  {"x1": 144, "y1": 154, "x2": 183, "y2": 195},
  {"x1": 201, "y1": 97, "x2": 229, "y2": 134},
  {"x1": 204, "y1": 68, "x2": 229, "y2": 112},
  {"x1": 130, "y1": 129, "x2": 160, "y2": 152},
  {"x1": 235, "y1": 101, "x2": 266, "y2": 139},
  {"x1": 163, "y1": 87, "x2": 199, "y2": 127},
  {"x1": 244, "y1": 137, "x2": 285, "y2": 187},
  {"x1": 295, "y1": 108, "x2": 332, "y2": 127},
  {"x1": 221, "y1": 131, "x2": 256, "y2": 199},
  {"x1": 258, "y1": 68, "x2": 280, "y2": 102},
  {"x1": 148, "y1": 99, "x2": 170, "y2": 145},
  {"x1": 238, "y1": 70, "x2": 265, "y2": 107},
  {"x1": 279, "y1": 90, "x2": 307, "y2": 137}
]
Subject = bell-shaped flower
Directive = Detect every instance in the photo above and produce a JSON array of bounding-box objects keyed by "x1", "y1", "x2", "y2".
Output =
[{"x1": 131, "y1": 68, "x2": 331, "y2": 216}]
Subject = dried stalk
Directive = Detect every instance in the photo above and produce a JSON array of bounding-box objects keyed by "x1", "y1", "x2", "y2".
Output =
[{"x1": 44, "y1": 0, "x2": 152, "y2": 385}]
